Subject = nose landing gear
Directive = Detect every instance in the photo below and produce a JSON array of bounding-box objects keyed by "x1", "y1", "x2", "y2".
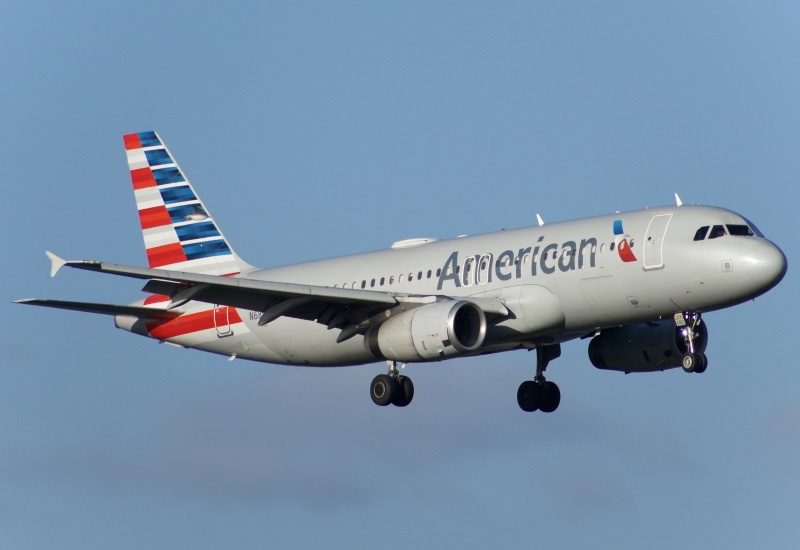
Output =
[{"x1": 678, "y1": 312, "x2": 708, "y2": 374}]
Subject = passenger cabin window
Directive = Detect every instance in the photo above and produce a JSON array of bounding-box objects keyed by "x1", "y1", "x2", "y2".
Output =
[
  {"x1": 694, "y1": 226, "x2": 709, "y2": 241},
  {"x1": 463, "y1": 256, "x2": 475, "y2": 287},
  {"x1": 727, "y1": 224, "x2": 755, "y2": 237},
  {"x1": 708, "y1": 225, "x2": 727, "y2": 239}
]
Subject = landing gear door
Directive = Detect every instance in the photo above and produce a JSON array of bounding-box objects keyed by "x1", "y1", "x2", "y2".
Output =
[{"x1": 643, "y1": 214, "x2": 672, "y2": 271}]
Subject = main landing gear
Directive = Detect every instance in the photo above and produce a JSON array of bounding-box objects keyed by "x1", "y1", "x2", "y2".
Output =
[
  {"x1": 517, "y1": 344, "x2": 562, "y2": 413},
  {"x1": 678, "y1": 312, "x2": 708, "y2": 374},
  {"x1": 370, "y1": 361, "x2": 415, "y2": 407}
]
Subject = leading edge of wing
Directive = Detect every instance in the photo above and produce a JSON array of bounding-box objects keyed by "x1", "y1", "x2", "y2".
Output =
[
  {"x1": 45, "y1": 252, "x2": 398, "y2": 308},
  {"x1": 15, "y1": 298, "x2": 179, "y2": 320}
]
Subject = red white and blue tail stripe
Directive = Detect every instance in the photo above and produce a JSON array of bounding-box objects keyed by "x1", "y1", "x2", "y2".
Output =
[{"x1": 123, "y1": 131, "x2": 244, "y2": 276}]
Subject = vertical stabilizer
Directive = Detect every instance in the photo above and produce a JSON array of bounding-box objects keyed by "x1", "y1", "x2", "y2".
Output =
[{"x1": 123, "y1": 131, "x2": 247, "y2": 276}]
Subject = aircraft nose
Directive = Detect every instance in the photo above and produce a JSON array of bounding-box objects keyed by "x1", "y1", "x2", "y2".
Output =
[{"x1": 746, "y1": 240, "x2": 788, "y2": 293}]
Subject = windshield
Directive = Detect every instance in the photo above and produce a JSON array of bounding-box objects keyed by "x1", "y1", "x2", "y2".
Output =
[
  {"x1": 708, "y1": 225, "x2": 727, "y2": 239},
  {"x1": 741, "y1": 217, "x2": 765, "y2": 237},
  {"x1": 727, "y1": 224, "x2": 755, "y2": 237}
]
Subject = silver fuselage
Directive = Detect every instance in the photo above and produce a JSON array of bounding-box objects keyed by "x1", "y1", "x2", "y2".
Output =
[{"x1": 125, "y1": 204, "x2": 785, "y2": 366}]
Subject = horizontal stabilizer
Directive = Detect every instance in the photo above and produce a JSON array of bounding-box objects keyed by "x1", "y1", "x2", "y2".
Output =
[{"x1": 15, "y1": 298, "x2": 179, "y2": 320}]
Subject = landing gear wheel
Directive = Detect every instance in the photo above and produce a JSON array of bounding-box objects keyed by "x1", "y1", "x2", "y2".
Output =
[
  {"x1": 694, "y1": 353, "x2": 708, "y2": 374},
  {"x1": 392, "y1": 375, "x2": 415, "y2": 407},
  {"x1": 678, "y1": 312, "x2": 707, "y2": 374},
  {"x1": 539, "y1": 381, "x2": 561, "y2": 413},
  {"x1": 517, "y1": 381, "x2": 541, "y2": 412},
  {"x1": 370, "y1": 374, "x2": 396, "y2": 406},
  {"x1": 681, "y1": 353, "x2": 698, "y2": 373}
]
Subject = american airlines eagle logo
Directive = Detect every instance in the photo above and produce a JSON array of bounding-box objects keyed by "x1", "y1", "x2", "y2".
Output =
[{"x1": 613, "y1": 220, "x2": 637, "y2": 263}]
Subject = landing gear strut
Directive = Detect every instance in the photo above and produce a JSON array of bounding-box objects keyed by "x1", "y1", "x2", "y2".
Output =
[
  {"x1": 517, "y1": 344, "x2": 561, "y2": 413},
  {"x1": 370, "y1": 361, "x2": 414, "y2": 407},
  {"x1": 678, "y1": 312, "x2": 708, "y2": 374}
]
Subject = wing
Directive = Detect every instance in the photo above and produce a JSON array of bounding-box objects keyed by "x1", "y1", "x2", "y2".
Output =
[
  {"x1": 44, "y1": 252, "x2": 398, "y2": 328},
  {"x1": 36, "y1": 252, "x2": 510, "y2": 342}
]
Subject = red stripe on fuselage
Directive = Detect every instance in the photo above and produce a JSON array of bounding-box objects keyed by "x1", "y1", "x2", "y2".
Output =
[
  {"x1": 144, "y1": 294, "x2": 170, "y2": 305},
  {"x1": 146, "y1": 307, "x2": 243, "y2": 340}
]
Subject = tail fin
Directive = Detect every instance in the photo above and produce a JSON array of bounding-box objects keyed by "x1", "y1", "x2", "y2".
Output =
[{"x1": 123, "y1": 131, "x2": 248, "y2": 276}]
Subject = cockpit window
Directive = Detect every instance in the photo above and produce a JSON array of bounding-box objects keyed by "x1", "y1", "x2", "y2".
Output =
[
  {"x1": 694, "y1": 226, "x2": 709, "y2": 241},
  {"x1": 708, "y1": 225, "x2": 727, "y2": 239},
  {"x1": 727, "y1": 224, "x2": 755, "y2": 237},
  {"x1": 742, "y1": 217, "x2": 765, "y2": 237}
]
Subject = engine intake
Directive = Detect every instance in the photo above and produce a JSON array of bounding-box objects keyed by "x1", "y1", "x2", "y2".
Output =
[
  {"x1": 588, "y1": 320, "x2": 708, "y2": 373},
  {"x1": 367, "y1": 300, "x2": 487, "y2": 362}
]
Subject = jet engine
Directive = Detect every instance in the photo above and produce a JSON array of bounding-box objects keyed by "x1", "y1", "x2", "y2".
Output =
[
  {"x1": 366, "y1": 300, "x2": 487, "y2": 362},
  {"x1": 588, "y1": 320, "x2": 708, "y2": 373}
]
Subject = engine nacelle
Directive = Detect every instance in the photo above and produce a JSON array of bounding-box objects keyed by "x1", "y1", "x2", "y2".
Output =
[
  {"x1": 366, "y1": 300, "x2": 487, "y2": 362},
  {"x1": 588, "y1": 320, "x2": 708, "y2": 373}
]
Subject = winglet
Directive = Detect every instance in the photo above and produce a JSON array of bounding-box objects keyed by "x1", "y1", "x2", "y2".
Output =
[
  {"x1": 675, "y1": 193, "x2": 683, "y2": 207},
  {"x1": 45, "y1": 251, "x2": 67, "y2": 278},
  {"x1": 536, "y1": 214, "x2": 544, "y2": 226}
]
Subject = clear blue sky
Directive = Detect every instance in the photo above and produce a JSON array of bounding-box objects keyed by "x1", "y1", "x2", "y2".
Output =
[{"x1": 3, "y1": 2, "x2": 799, "y2": 548}]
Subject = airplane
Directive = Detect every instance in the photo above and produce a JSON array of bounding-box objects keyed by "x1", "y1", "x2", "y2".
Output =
[{"x1": 16, "y1": 131, "x2": 788, "y2": 413}]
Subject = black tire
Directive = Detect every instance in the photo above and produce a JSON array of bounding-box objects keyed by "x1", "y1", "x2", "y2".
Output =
[
  {"x1": 539, "y1": 381, "x2": 561, "y2": 413},
  {"x1": 694, "y1": 353, "x2": 708, "y2": 374},
  {"x1": 681, "y1": 353, "x2": 696, "y2": 373},
  {"x1": 517, "y1": 381, "x2": 540, "y2": 412},
  {"x1": 392, "y1": 376, "x2": 415, "y2": 407},
  {"x1": 371, "y1": 374, "x2": 396, "y2": 406}
]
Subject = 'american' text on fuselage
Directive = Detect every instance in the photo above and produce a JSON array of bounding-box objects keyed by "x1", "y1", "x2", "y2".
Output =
[{"x1": 437, "y1": 235, "x2": 599, "y2": 290}]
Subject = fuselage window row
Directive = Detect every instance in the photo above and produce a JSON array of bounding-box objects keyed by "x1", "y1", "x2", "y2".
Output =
[{"x1": 334, "y1": 239, "x2": 631, "y2": 289}]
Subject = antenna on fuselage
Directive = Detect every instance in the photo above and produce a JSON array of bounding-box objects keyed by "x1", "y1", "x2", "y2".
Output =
[
  {"x1": 536, "y1": 214, "x2": 544, "y2": 226},
  {"x1": 675, "y1": 193, "x2": 683, "y2": 207}
]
